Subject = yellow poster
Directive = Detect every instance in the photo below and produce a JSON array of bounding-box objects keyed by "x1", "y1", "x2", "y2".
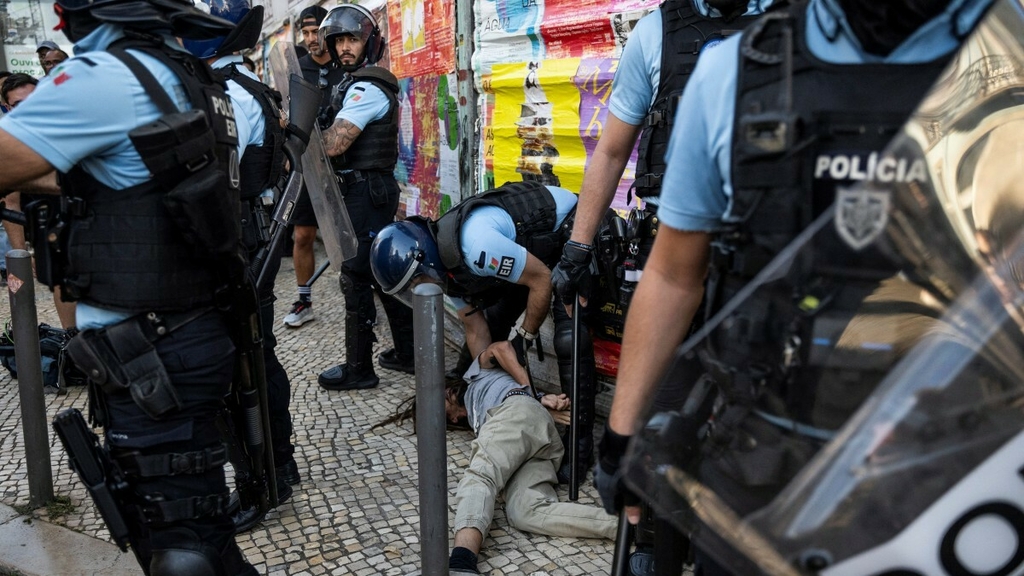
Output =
[{"x1": 490, "y1": 59, "x2": 587, "y2": 193}]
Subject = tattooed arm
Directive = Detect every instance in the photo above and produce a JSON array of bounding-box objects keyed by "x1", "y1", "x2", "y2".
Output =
[{"x1": 321, "y1": 118, "x2": 364, "y2": 157}]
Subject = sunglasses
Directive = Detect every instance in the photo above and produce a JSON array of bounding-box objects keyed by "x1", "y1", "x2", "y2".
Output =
[{"x1": 318, "y1": 67, "x2": 329, "y2": 89}]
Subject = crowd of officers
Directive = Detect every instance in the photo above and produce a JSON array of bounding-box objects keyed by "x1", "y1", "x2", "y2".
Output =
[{"x1": 0, "y1": 0, "x2": 998, "y2": 574}]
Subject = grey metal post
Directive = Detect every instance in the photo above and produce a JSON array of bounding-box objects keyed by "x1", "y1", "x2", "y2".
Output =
[
  {"x1": 6, "y1": 249, "x2": 54, "y2": 507},
  {"x1": 414, "y1": 283, "x2": 448, "y2": 576},
  {"x1": 455, "y1": 0, "x2": 478, "y2": 199}
]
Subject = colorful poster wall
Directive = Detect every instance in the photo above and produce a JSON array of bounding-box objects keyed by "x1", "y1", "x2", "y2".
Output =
[
  {"x1": 395, "y1": 73, "x2": 461, "y2": 219},
  {"x1": 474, "y1": 0, "x2": 658, "y2": 208},
  {"x1": 385, "y1": 0, "x2": 455, "y2": 77}
]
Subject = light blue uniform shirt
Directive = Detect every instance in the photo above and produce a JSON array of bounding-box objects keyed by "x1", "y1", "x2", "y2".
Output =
[
  {"x1": 212, "y1": 55, "x2": 264, "y2": 153},
  {"x1": 657, "y1": 0, "x2": 992, "y2": 233},
  {"x1": 0, "y1": 24, "x2": 211, "y2": 329},
  {"x1": 334, "y1": 71, "x2": 390, "y2": 130},
  {"x1": 608, "y1": 0, "x2": 773, "y2": 125},
  {"x1": 448, "y1": 185, "x2": 578, "y2": 310}
]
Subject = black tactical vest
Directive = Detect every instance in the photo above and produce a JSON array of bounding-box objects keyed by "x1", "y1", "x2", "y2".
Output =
[
  {"x1": 59, "y1": 41, "x2": 240, "y2": 312},
  {"x1": 434, "y1": 181, "x2": 564, "y2": 303},
  {"x1": 330, "y1": 67, "x2": 400, "y2": 173},
  {"x1": 633, "y1": 0, "x2": 760, "y2": 199},
  {"x1": 223, "y1": 65, "x2": 284, "y2": 200},
  {"x1": 705, "y1": 4, "x2": 955, "y2": 428},
  {"x1": 299, "y1": 53, "x2": 347, "y2": 112}
]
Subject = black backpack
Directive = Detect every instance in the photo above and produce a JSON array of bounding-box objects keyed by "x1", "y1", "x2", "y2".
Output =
[{"x1": 0, "y1": 323, "x2": 88, "y2": 392}]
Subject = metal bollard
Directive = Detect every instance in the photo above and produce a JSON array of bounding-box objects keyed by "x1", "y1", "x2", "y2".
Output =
[
  {"x1": 413, "y1": 283, "x2": 448, "y2": 576},
  {"x1": 6, "y1": 249, "x2": 54, "y2": 507}
]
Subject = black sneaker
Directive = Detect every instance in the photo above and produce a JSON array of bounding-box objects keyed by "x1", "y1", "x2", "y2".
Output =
[
  {"x1": 377, "y1": 348, "x2": 415, "y2": 374},
  {"x1": 318, "y1": 364, "x2": 379, "y2": 391}
]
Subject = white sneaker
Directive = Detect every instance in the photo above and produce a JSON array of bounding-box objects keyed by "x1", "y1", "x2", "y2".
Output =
[{"x1": 283, "y1": 301, "x2": 315, "y2": 328}]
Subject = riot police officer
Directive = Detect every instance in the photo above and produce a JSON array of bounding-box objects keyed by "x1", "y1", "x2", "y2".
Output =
[
  {"x1": 596, "y1": 0, "x2": 994, "y2": 574},
  {"x1": 370, "y1": 182, "x2": 599, "y2": 480},
  {"x1": 182, "y1": 0, "x2": 301, "y2": 531},
  {"x1": 0, "y1": 0, "x2": 258, "y2": 572},
  {"x1": 315, "y1": 4, "x2": 416, "y2": 391}
]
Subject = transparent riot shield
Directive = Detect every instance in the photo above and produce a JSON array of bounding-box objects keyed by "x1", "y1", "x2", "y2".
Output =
[
  {"x1": 268, "y1": 41, "x2": 358, "y2": 265},
  {"x1": 623, "y1": 1, "x2": 1024, "y2": 573}
]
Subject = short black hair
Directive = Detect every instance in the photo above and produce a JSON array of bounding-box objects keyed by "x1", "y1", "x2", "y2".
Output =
[{"x1": 1, "y1": 73, "x2": 38, "y2": 105}]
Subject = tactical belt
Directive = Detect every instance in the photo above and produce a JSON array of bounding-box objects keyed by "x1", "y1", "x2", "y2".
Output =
[{"x1": 337, "y1": 169, "x2": 376, "y2": 187}]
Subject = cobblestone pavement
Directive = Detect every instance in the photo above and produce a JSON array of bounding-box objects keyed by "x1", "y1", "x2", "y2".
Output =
[{"x1": 0, "y1": 248, "x2": 623, "y2": 576}]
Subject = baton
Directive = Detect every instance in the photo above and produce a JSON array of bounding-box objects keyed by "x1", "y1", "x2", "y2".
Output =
[
  {"x1": 304, "y1": 258, "x2": 331, "y2": 289},
  {"x1": 569, "y1": 295, "x2": 581, "y2": 501},
  {"x1": 611, "y1": 509, "x2": 632, "y2": 576}
]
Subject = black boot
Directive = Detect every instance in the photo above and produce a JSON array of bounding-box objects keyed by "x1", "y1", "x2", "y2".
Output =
[{"x1": 319, "y1": 315, "x2": 379, "y2": 391}]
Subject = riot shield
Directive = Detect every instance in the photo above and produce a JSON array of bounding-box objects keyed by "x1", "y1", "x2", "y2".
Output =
[
  {"x1": 268, "y1": 41, "x2": 358, "y2": 265},
  {"x1": 623, "y1": 1, "x2": 1024, "y2": 573}
]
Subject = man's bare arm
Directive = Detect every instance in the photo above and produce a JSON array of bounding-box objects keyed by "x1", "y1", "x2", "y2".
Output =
[
  {"x1": 321, "y1": 117, "x2": 364, "y2": 157},
  {"x1": 0, "y1": 129, "x2": 56, "y2": 191},
  {"x1": 514, "y1": 252, "x2": 553, "y2": 335},
  {"x1": 609, "y1": 226, "x2": 711, "y2": 436},
  {"x1": 2, "y1": 192, "x2": 26, "y2": 250},
  {"x1": 569, "y1": 113, "x2": 642, "y2": 247},
  {"x1": 479, "y1": 340, "x2": 530, "y2": 386},
  {"x1": 459, "y1": 305, "x2": 493, "y2": 359}
]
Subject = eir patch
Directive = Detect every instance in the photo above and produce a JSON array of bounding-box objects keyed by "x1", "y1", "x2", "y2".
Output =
[{"x1": 496, "y1": 256, "x2": 515, "y2": 278}]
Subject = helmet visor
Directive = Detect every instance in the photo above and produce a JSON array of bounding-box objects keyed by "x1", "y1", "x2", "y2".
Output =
[
  {"x1": 318, "y1": 5, "x2": 373, "y2": 44},
  {"x1": 380, "y1": 261, "x2": 445, "y2": 307}
]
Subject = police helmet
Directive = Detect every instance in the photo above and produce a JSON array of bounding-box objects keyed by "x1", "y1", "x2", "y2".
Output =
[
  {"x1": 371, "y1": 218, "x2": 447, "y2": 304},
  {"x1": 182, "y1": 0, "x2": 264, "y2": 59},
  {"x1": 54, "y1": 0, "x2": 236, "y2": 42},
  {"x1": 318, "y1": 4, "x2": 385, "y2": 71}
]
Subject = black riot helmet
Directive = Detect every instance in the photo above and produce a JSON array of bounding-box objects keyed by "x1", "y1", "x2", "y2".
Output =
[
  {"x1": 318, "y1": 4, "x2": 385, "y2": 71},
  {"x1": 53, "y1": 0, "x2": 236, "y2": 43}
]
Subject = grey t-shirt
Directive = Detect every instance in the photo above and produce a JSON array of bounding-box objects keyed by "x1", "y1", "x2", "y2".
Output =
[{"x1": 463, "y1": 357, "x2": 526, "y2": 434}]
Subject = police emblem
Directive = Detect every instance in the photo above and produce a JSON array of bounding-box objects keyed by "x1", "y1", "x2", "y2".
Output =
[{"x1": 835, "y1": 186, "x2": 889, "y2": 250}]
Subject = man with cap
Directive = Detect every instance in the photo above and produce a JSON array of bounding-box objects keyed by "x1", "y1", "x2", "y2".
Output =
[
  {"x1": 35, "y1": 40, "x2": 60, "y2": 71},
  {"x1": 0, "y1": 0, "x2": 258, "y2": 571},
  {"x1": 316, "y1": 3, "x2": 416, "y2": 391},
  {"x1": 281, "y1": 4, "x2": 344, "y2": 329}
]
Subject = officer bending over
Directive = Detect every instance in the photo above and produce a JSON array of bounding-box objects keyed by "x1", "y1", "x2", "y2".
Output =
[
  {"x1": 316, "y1": 4, "x2": 416, "y2": 392},
  {"x1": 597, "y1": 0, "x2": 993, "y2": 574},
  {"x1": 371, "y1": 182, "x2": 600, "y2": 482},
  {"x1": 0, "y1": 0, "x2": 260, "y2": 572}
]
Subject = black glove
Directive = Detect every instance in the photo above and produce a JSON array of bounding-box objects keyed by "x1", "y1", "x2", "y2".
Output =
[
  {"x1": 552, "y1": 241, "x2": 594, "y2": 306},
  {"x1": 595, "y1": 422, "x2": 638, "y2": 515}
]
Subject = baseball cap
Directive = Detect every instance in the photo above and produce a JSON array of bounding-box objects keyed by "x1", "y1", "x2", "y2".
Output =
[
  {"x1": 298, "y1": 5, "x2": 327, "y2": 29},
  {"x1": 36, "y1": 40, "x2": 59, "y2": 53}
]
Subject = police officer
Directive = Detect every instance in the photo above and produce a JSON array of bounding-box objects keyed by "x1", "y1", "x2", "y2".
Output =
[
  {"x1": 316, "y1": 4, "x2": 415, "y2": 391},
  {"x1": 552, "y1": 3, "x2": 772, "y2": 571},
  {"x1": 182, "y1": 0, "x2": 301, "y2": 531},
  {"x1": 370, "y1": 182, "x2": 598, "y2": 480},
  {"x1": 281, "y1": 4, "x2": 343, "y2": 329},
  {"x1": 596, "y1": 0, "x2": 993, "y2": 574},
  {"x1": 0, "y1": 0, "x2": 258, "y2": 572}
]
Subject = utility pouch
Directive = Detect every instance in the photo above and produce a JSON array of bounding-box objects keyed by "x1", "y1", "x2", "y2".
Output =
[
  {"x1": 66, "y1": 320, "x2": 181, "y2": 420},
  {"x1": 368, "y1": 176, "x2": 388, "y2": 208},
  {"x1": 240, "y1": 200, "x2": 272, "y2": 255},
  {"x1": 162, "y1": 162, "x2": 242, "y2": 258},
  {"x1": 22, "y1": 197, "x2": 71, "y2": 289},
  {"x1": 129, "y1": 111, "x2": 241, "y2": 258}
]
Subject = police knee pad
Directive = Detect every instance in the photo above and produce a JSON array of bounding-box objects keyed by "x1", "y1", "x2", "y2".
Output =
[
  {"x1": 150, "y1": 546, "x2": 223, "y2": 576},
  {"x1": 552, "y1": 320, "x2": 594, "y2": 367}
]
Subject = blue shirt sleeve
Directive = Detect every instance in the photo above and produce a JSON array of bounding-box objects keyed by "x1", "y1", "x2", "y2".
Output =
[
  {"x1": 607, "y1": 10, "x2": 662, "y2": 126},
  {"x1": 335, "y1": 81, "x2": 390, "y2": 129},
  {"x1": 459, "y1": 206, "x2": 529, "y2": 283},
  {"x1": 0, "y1": 50, "x2": 188, "y2": 189},
  {"x1": 656, "y1": 35, "x2": 741, "y2": 233}
]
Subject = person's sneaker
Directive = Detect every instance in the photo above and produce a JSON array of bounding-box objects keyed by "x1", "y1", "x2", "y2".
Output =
[
  {"x1": 318, "y1": 364, "x2": 379, "y2": 391},
  {"x1": 283, "y1": 301, "x2": 315, "y2": 328},
  {"x1": 276, "y1": 459, "x2": 301, "y2": 486},
  {"x1": 377, "y1": 348, "x2": 415, "y2": 374}
]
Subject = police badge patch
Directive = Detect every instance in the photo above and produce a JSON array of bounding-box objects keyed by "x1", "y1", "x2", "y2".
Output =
[{"x1": 835, "y1": 186, "x2": 890, "y2": 250}]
